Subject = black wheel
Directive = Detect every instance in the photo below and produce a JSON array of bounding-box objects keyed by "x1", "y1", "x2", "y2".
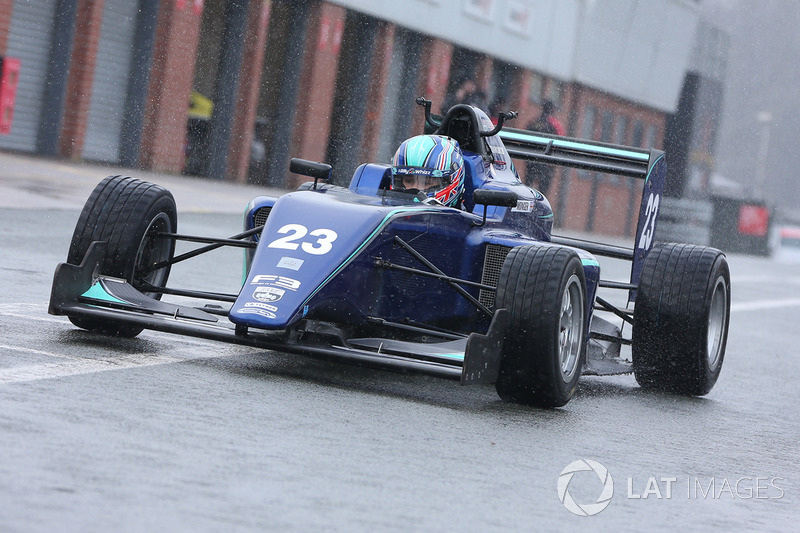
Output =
[
  {"x1": 632, "y1": 243, "x2": 730, "y2": 395},
  {"x1": 67, "y1": 176, "x2": 177, "y2": 337},
  {"x1": 494, "y1": 245, "x2": 587, "y2": 407}
]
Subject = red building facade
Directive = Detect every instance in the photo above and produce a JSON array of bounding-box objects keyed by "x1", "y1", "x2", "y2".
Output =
[{"x1": 0, "y1": 0, "x2": 668, "y2": 237}]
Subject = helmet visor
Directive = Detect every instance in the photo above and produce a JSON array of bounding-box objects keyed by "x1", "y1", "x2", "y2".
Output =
[{"x1": 391, "y1": 166, "x2": 453, "y2": 194}]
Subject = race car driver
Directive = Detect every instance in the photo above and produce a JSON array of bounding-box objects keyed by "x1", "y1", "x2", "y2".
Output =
[{"x1": 390, "y1": 134, "x2": 466, "y2": 207}]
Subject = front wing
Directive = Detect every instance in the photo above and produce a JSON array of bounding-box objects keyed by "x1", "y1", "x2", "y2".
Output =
[{"x1": 49, "y1": 241, "x2": 511, "y2": 384}]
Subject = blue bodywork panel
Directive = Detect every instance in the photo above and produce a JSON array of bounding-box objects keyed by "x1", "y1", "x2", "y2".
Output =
[
  {"x1": 233, "y1": 186, "x2": 564, "y2": 333},
  {"x1": 232, "y1": 104, "x2": 666, "y2": 339},
  {"x1": 234, "y1": 171, "x2": 587, "y2": 335}
]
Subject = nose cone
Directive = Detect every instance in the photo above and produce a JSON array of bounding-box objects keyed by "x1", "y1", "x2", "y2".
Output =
[{"x1": 229, "y1": 191, "x2": 420, "y2": 330}]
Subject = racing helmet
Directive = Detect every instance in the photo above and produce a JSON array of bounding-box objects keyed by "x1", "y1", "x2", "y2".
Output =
[{"x1": 391, "y1": 135, "x2": 465, "y2": 207}]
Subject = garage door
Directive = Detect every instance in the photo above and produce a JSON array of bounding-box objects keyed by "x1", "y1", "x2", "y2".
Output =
[
  {"x1": 0, "y1": 0, "x2": 58, "y2": 152},
  {"x1": 81, "y1": 0, "x2": 139, "y2": 163}
]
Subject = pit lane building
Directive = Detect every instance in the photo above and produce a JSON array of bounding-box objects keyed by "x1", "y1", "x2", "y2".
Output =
[{"x1": 0, "y1": 0, "x2": 705, "y2": 236}]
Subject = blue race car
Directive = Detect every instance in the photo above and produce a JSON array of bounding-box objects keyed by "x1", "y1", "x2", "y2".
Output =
[{"x1": 49, "y1": 99, "x2": 731, "y2": 407}]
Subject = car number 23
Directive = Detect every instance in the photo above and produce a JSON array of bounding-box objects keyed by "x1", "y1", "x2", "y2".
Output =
[
  {"x1": 638, "y1": 193, "x2": 660, "y2": 250},
  {"x1": 267, "y1": 224, "x2": 338, "y2": 255}
]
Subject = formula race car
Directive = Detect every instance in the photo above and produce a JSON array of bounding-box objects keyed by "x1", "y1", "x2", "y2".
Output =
[{"x1": 49, "y1": 99, "x2": 731, "y2": 407}]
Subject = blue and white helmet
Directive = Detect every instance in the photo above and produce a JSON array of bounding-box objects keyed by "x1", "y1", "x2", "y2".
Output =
[{"x1": 391, "y1": 135, "x2": 465, "y2": 207}]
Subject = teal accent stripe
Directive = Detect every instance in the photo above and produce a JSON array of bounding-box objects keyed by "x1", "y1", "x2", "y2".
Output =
[
  {"x1": 499, "y1": 130, "x2": 650, "y2": 162},
  {"x1": 300, "y1": 207, "x2": 440, "y2": 309},
  {"x1": 643, "y1": 154, "x2": 664, "y2": 184},
  {"x1": 538, "y1": 213, "x2": 554, "y2": 219},
  {"x1": 82, "y1": 282, "x2": 126, "y2": 304},
  {"x1": 581, "y1": 258, "x2": 600, "y2": 267}
]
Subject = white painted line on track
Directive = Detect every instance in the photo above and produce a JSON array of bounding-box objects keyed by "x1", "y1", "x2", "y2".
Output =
[
  {"x1": 0, "y1": 311, "x2": 70, "y2": 325},
  {"x1": 730, "y1": 275, "x2": 800, "y2": 285},
  {"x1": 0, "y1": 342, "x2": 250, "y2": 385},
  {"x1": 0, "y1": 303, "x2": 50, "y2": 311},
  {"x1": 0, "y1": 344, "x2": 86, "y2": 360},
  {"x1": 0, "y1": 306, "x2": 233, "y2": 349},
  {"x1": 731, "y1": 298, "x2": 800, "y2": 313},
  {"x1": 1, "y1": 304, "x2": 260, "y2": 384},
  {"x1": 0, "y1": 344, "x2": 184, "y2": 384}
]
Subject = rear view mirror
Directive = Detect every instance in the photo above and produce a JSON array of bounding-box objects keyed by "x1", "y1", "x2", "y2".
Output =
[
  {"x1": 472, "y1": 189, "x2": 519, "y2": 227},
  {"x1": 290, "y1": 158, "x2": 332, "y2": 190},
  {"x1": 473, "y1": 189, "x2": 518, "y2": 207}
]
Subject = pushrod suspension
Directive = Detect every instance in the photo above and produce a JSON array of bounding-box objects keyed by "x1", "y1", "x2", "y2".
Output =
[
  {"x1": 374, "y1": 258, "x2": 496, "y2": 292},
  {"x1": 142, "y1": 225, "x2": 264, "y2": 274},
  {"x1": 595, "y1": 296, "x2": 634, "y2": 325}
]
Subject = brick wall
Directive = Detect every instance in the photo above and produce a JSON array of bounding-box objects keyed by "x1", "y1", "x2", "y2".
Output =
[
  {"x1": 0, "y1": 0, "x2": 12, "y2": 53},
  {"x1": 557, "y1": 84, "x2": 666, "y2": 237},
  {"x1": 359, "y1": 21, "x2": 394, "y2": 164},
  {"x1": 59, "y1": 0, "x2": 105, "y2": 158},
  {"x1": 417, "y1": 38, "x2": 453, "y2": 132},
  {"x1": 140, "y1": 0, "x2": 202, "y2": 173},
  {"x1": 228, "y1": 0, "x2": 272, "y2": 182},
  {"x1": 288, "y1": 1, "x2": 346, "y2": 187}
]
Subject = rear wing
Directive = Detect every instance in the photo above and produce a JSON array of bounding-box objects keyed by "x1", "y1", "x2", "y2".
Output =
[{"x1": 497, "y1": 127, "x2": 666, "y2": 298}]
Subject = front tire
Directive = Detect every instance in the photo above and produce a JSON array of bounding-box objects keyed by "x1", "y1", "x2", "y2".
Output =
[
  {"x1": 67, "y1": 176, "x2": 177, "y2": 337},
  {"x1": 495, "y1": 245, "x2": 587, "y2": 407},
  {"x1": 632, "y1": 243, "x2": 730, "y2": 395}
]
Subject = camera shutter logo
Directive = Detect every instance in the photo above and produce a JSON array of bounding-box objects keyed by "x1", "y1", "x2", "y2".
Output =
[{"x1": 557, "y1": 459, "x2": 614, "y2": 516}]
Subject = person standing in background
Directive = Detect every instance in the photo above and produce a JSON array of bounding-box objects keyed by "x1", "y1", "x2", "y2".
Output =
[
  {"x1": 442, "y1": 78, "x2": 488, "y2": 113},
  {"x1": 524, "y1": 100, "x2": 564, "y2": 195}
]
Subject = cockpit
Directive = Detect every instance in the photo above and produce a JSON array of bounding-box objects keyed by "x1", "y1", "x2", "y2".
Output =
[{"x1": 434, "y1": 104, "x2": 492, "y2": 157}]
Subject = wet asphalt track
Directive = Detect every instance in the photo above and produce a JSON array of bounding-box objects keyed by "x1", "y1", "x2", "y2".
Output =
[{"x1": 0, "y1": 161, "x2": 798, "y2": 532}]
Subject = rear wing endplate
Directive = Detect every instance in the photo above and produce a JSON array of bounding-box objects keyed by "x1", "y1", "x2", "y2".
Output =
[{"x1": 498, "y1": 127, "x2": 666, "y2": 300}]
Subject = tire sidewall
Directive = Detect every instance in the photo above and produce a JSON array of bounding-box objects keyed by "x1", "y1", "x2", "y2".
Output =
[
  {"x1": 544, "y1": 258, "x2": 586, "y2": 403},
  {"x1": 68, "y1": 177, "x2": 176, "y2": 288},
  {"x1": 696, "y1": 256, "x2": 730, "y2": 393},
  {"x1": 66, "y1": 176, "x2": 177, "y2": 337},
  {"x1": 495, "y1": 246, "x2": 587, "y2": 407},
  {"x1": 632, "y1": 243, "x2": 731, "y2": 395}
]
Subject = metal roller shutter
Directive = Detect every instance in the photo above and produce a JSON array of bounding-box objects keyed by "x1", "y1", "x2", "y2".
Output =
[
  {"x1": 81, "y1": 0, "x2": 138, "y2": 163},
  {"x1": 0, "y1": 0, "x2": 58, "y2": 152}
]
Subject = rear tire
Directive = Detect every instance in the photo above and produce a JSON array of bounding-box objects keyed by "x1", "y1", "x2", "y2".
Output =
[
  {"x1": 495, "y1": 245, "x2": 587, "y2": 407},
  {"x1": 67, "y1": 176, "x2": 177, "y2": 337},
  {"x1": 632, "y1": 243, "x2": 730, "y2": 395}
]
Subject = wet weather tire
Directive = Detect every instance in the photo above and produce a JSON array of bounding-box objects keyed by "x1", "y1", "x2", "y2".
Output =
[
  {"x1": 66, "y1": 176, "x2": 177, "y2": 337},
  {"x1": 632, "y1": 243, "x2": 730, "y2": 395},
  {"x1": 494, "y1": 245, "x2": 587, "y2": 408}
]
